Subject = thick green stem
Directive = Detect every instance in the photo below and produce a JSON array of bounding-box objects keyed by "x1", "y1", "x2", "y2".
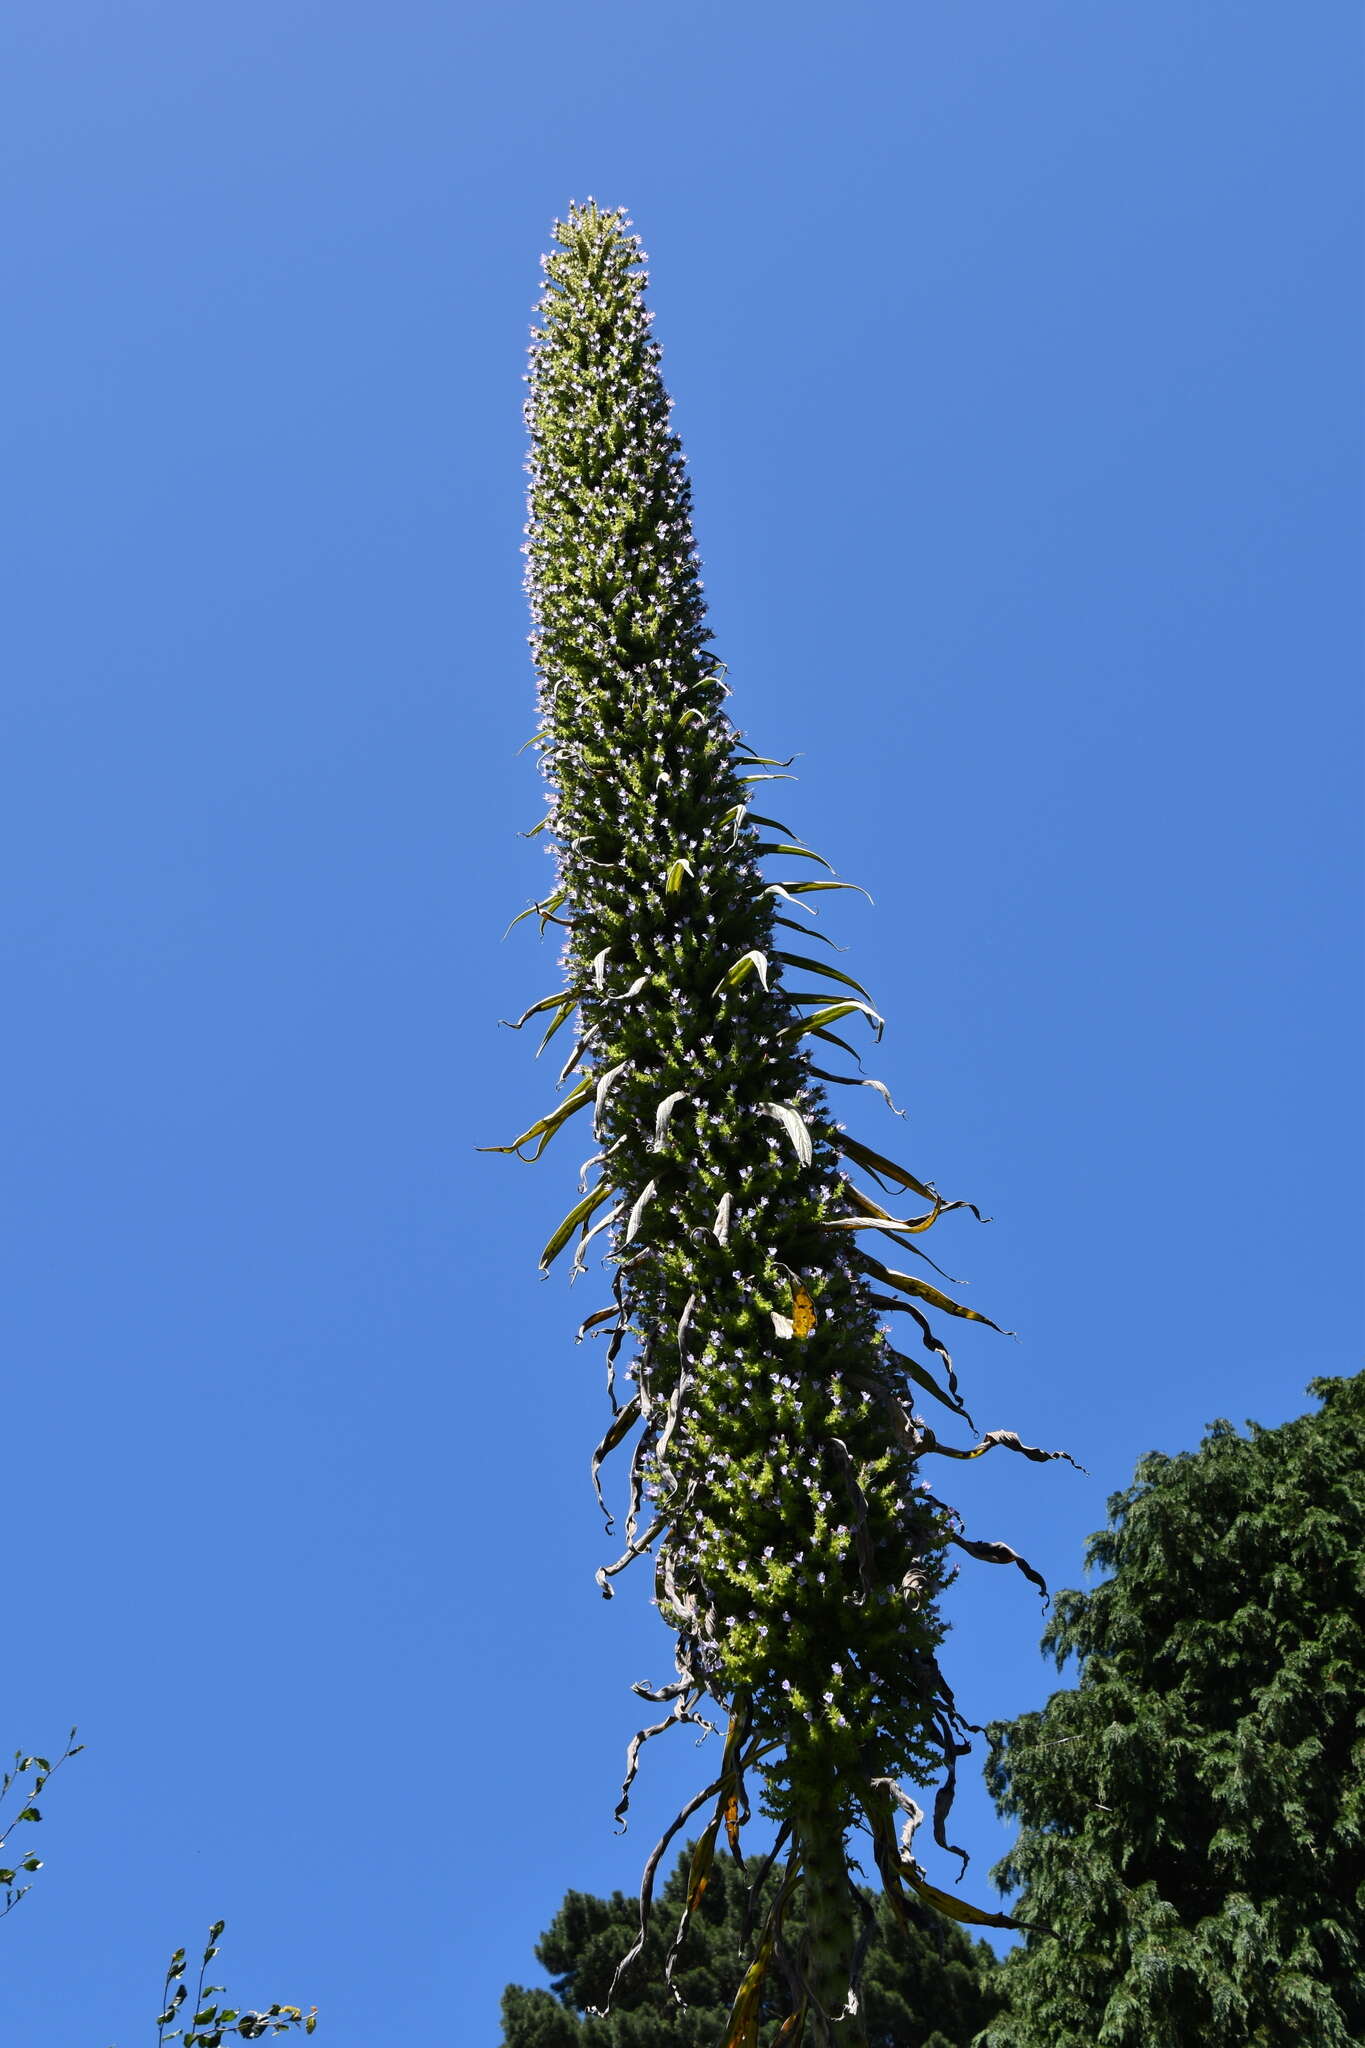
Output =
[{"x1": 797, "y1": 1804, "x2": 867, "y2": 2047}]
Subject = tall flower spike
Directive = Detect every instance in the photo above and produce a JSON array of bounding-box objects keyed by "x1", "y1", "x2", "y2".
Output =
[{"x1": 495, "y1": 201, "x2": 1065, "y2": 2046}]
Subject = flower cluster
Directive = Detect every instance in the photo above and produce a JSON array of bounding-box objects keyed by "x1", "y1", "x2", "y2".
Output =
[{"x1": 505, "y1": 201, "x2": 1048, "y2": 2040}]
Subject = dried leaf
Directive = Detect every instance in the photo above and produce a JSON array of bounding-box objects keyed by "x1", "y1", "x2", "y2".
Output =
[
  {"x1": 591, "y1": 1396, "x2": 643, "y2": 1525},
  {"x1": 624, "y1": 1179, "x2": 657, "y2": 1245},
  {"x1": 653, "y1": 1090, "x2": 691, "y2": 1146},
  {"x1": 761, "y1": 1102, "x2": 814, "y2": 1167},
  {"x1": 949, "y1": 1532, "x2": 1050, "y2": 1603},
  {"x1": 920, "y1": 1427, "x2": 1084, "y2": 1471}
]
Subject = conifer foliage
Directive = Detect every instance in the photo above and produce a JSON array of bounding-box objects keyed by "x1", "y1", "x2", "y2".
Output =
[
  {"x1": 495, "y1": 201, "x2": 1065, "y2": 2042},
  {"x1": 983, "y1": 1373, "x2": 1365, "y2": 2047}
]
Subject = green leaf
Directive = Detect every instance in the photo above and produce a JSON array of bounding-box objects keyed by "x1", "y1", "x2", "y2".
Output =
[
  {"x1": 785, "y1": 999, "x2": 884, "y2": 1040},
  {"x1": 837, "y1": 1133, "x2": 937, "y2": 1204},
  {"x1": 774, "y1": 951, "x2": 873, "y2": 999},
  {"x1": 712, "y1": 950, "x2": 769, "y2": 995},
  {"x1": 753, "y1": 840, "x2": 834, "y2": 871},
  {"x1": 535, "y1": 998, "x2": 577, "y2": 1057},
  {"x1": 503, "y1": 885, "x2": 567, "y2": 936},
  {"x1": 778, "y1": 876, "x2": 873, "y2": 903},
  {"x1": 498, "y1": 989, "x2": 574, "y2": 1031},
  {"x1": 539, "y1": 1180, "x2": 616, "y2": 1270},
  {"x1": 477, "y1": 1073, "x2": 594, "y2": 1161},
  {"x1": 859, "y1": 1252, "x2": 1012, "y2": 1332},
  {"x1": 665, "y1": 857, "x2": 693, "y2": 893}
]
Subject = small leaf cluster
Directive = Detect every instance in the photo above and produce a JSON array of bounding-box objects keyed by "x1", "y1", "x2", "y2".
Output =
[
  {"x1": 982, "y1": 1373, "x2": 1365, "y2": 2047},
  {"x1": 155, "y1": 1922, "x2": 317, "y2": 2046},
  {"x1": 0, "y1": 1726, "x2": 81, "y2": 1920}
]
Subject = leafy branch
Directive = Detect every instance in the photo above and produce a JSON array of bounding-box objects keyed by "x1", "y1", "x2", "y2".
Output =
[
  {"x1": 153, "y1": 1921, "x2": 317, "y2": 2046},
  {"x1": 0, "y1": 1727, "x2": 82, "y2": 1920}
]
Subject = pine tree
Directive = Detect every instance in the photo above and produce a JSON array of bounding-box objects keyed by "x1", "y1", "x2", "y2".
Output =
[
  {"x1": 500, "y1": 1841, "x2": 1000, "y2": 2048},
  {"x1": 982, "y1": 1372, "x2": 1365, "y2": 2047},
  {"x1": 494, "y1": 201, "x2": 1065, "y2": 2043}
]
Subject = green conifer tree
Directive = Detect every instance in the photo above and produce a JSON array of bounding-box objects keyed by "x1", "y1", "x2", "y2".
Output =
[
  {"x1": 500, "y1": 1839, "x2": 1000, "y2": 2048},
  {"x1": 982, "y1": 1372, "x2": 1365, "y2": 2047},
  {"x1": 494, "y1": 201, "x2": 1066, "y2": 2043}
]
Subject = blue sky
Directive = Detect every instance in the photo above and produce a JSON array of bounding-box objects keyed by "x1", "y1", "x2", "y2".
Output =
[{"x1": 4, "y1": 2, "x2": 1360, "y2": 2039}]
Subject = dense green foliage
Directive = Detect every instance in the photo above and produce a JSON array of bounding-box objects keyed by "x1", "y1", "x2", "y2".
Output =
[
  {"x1": 499, "y1": 201, "x2": 1058, "y2": 2039},
  {"x1": 983, "y1": 1373, "x2": 1365, "y2": 2047},
  {"x1": 500, "y1": 1842, "x2": 1000, "y2": 2048}
]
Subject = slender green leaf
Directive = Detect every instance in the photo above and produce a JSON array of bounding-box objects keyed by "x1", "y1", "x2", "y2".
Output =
[
  {"x1": 774, "y1": 951, "x2": 874, "y2": 999},
  {"x1": 754, "y1": 841, "x2": 834, "y2": 871},
  {"x1": 713, "y1": 950, "x2": 770, "y2": 995},
  {"x1": 540, "y1": 1180, "x2": 616, "y2": 1270},
  {"x1": 778, "y1": 877, "x2": 873, "y2": 903}
]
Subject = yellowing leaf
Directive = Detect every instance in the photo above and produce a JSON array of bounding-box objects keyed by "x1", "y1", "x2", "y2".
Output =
[
  {"x1": 685, "y1": 1819, "x2": 719, "y2": 1912},
  {"x1": 859, "y1": 1254, "x2": 1012, "y2": 1333},
  {"x1": 724, "y1": 1792, "x2": 742, "y2": 1855},
  {"x1": 906, "y1": 1868, "x2": 1049, "y2": 1935},
  {"x1": 721, "y1": 1932, "x2": 774, "y2": 2048},
  {"x1": 539, "y1": 1181, "x2": 617, "y2": 1270},
  {"x1": 837, "y1": 1134, "x2": 939, "y2": 1206},
  {"x1": 792, "y1": 1286, "x2": 816, "y2": 1338}
]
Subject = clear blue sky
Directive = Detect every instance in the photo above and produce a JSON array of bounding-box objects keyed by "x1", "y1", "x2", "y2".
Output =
[{"x1": 4, "y1": 3, "x2": 1360, "y2": 2039}]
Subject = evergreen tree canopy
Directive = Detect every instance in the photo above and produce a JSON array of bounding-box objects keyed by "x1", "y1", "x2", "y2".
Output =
[
  {"x1": 501, "y1": 1841, "x2": 999, "y2": 2048},
  {"x1": 982, "y1": 1372, "x2": 1365, "y2": 2047}
]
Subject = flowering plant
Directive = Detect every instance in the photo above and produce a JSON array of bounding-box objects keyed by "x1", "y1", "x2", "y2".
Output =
[{"x1": 491, "y1": 202, "x2": 1069, "y2": 2046}]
